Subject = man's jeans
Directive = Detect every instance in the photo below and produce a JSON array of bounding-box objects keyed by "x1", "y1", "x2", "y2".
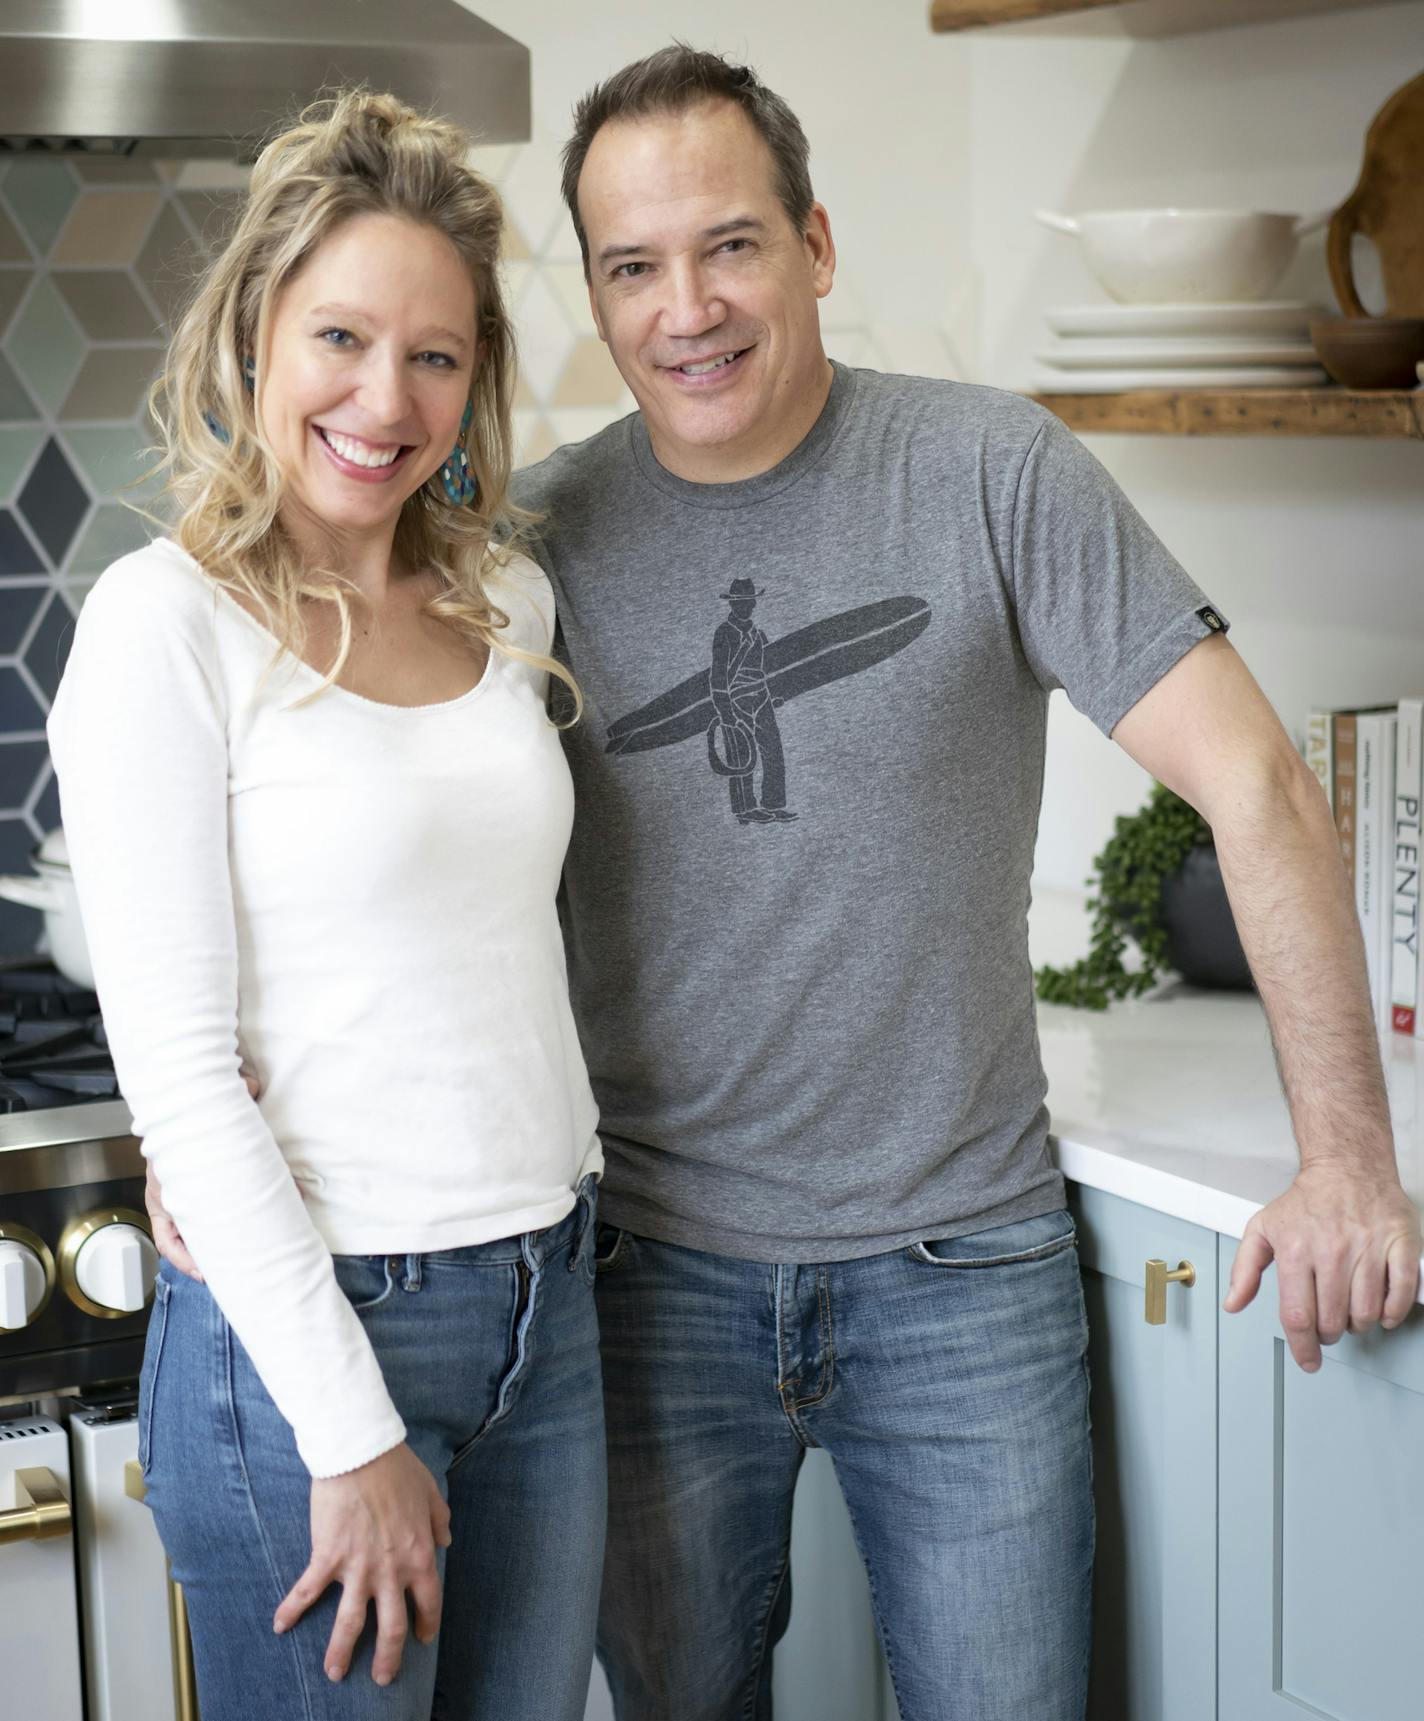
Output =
[
  {"x1": 593, "y1": 1207, "x2": 1093, "y2": 1721},
  {"x1": 139, "y1": 1178, "x2": 606, "y2": 1721}
]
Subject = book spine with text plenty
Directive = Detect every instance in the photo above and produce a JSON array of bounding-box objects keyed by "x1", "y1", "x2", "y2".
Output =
[
  {"x1": 1305, "y1": 708, "x2": 1334, "y2": 810},
  {"x1": 1333, "y1": 712, "x2": 1357, "y2": 892},
  {"x1": 1356, "y1": 713, "x2": 1397, "y2": 1032},
  {"x1": 1391, "y1": 696, "x2": 1423, "y2": 1036}
]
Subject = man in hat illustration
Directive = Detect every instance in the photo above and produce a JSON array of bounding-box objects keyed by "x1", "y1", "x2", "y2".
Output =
[{"x1": 709, "y1": 578, "x2": 796, "y2": 824}]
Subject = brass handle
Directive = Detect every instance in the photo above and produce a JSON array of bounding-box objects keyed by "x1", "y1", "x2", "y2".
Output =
[
  {"x1": 123, "y1": 1458, "x2": 201, "y2": 1719},
  {"x1": 1145, "y1": 1258, "x2": 1196, "y2": 1325},
  {"x1": 0, "y1": 1466, "x2": 72, "y2": 1545}
]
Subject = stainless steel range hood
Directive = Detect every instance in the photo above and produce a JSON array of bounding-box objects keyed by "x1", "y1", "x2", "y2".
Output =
[{"x1": 0, "y1": 1, "x2": 530, "y2": 159}]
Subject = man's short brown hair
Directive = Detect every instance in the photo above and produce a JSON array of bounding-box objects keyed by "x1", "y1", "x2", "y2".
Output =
[{"x1": 560, "y1": 44, "x2": 814, "y2": 273}]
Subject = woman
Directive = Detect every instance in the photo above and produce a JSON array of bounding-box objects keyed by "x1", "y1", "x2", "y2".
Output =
[{"x1": 47, "y1": 91, "x2": 605, "y2": 1719}]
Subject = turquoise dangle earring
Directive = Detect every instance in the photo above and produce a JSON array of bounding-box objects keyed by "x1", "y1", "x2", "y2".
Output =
[
  {"x1": 438, "y1": 400, "x2": 477, "y2": 507},
  {"x1": 204, "y1": 356, "x2": 256, "y2": 444}
]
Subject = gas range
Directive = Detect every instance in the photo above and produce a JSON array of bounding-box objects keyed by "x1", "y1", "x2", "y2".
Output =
[
  {"x1": 0, "y1": 961, "x2": 145, "y2": 1401},
  {"x1": 0, "y1": 965, "x2": 179, "y2": 1718}
]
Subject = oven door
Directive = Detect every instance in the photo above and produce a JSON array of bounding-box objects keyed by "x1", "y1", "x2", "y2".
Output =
[
  {"x1": 0, "y1": 1413, "x2": 85, "y2": 1715},
  {"x1": 69, "y1": 1405, "x2": 178, "y2": 1721}
]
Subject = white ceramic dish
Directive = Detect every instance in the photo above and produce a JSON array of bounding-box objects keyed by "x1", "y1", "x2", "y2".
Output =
[
  {"x1": 1046, "y1": 301, "x2": 1319, "y2": 339},
  {"x1": 0, "y1": 828, "x2": 93, "y2": 988},
  {"x1": 1034, "y1": 208, "x2": 1330, "y2": 304},
  {"x1": 1030, "y1": 364, "x2": 1329, "y2": 393},
  {"x1": 1037, "y1": 337, "x2": 1321, "y2": 370}
]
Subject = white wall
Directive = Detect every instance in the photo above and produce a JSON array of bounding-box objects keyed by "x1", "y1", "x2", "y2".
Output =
[{"x1": 467, "y1": 0, "x2": 1424, "y2": 894}]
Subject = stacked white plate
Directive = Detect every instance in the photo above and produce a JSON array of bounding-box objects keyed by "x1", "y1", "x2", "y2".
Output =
[{"x1": 1033, "y1": 301, "x2": 1328, "y2": 392}]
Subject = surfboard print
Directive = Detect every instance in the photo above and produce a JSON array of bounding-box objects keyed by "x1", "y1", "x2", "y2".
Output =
[{"x1": 605, "y1": 596, "x2": 931, "y2": 757}]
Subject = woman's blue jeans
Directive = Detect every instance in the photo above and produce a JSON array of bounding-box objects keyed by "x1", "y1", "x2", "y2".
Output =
[
  {"x1": 138, "y1": 1178, "x2": 606, "y2": 1720},
  {"x1": 592, "y1": 1206, "x2": 1094, "y2": 1721}
]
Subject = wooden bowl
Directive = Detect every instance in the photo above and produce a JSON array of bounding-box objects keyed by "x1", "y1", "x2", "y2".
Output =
[{"x1": 1309, "y1": 315, "x2": 1424, "y2": 388}]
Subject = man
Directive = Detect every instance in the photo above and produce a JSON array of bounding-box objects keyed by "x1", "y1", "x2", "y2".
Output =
[
  {"x1": 708, "y1": 577, "x2": 793, "y2": 824},
  {"x1": 152, "y1": 44, "x2": 1420, "y2": 1720},
  {"x1": 521, "y1": 44, "x2": 1419, "y2": 1720}
]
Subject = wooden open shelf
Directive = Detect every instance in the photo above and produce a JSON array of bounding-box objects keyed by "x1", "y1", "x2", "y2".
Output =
[
  {"x1": 1028, "y1": 386, "x2": 1424, "y2": 438},
  {"x1": 930, "y1": 0, "x2": 1411, "y2": 38}
]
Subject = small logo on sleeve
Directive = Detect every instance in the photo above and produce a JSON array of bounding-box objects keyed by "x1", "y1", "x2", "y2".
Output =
[{"x1": 1197, "y1": 606, "x2": 1226, "y2": 633}]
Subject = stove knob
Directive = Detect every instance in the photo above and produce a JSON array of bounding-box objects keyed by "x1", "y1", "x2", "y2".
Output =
[
  {"x1": 0, "y1": 1228, "x2": 54, "y2": 1332},
  {"x1": 59, "y1": 1209, "x2": 158, "y2": 1318}
]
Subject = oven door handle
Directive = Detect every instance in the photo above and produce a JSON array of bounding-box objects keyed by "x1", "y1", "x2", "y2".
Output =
[{"x1": 0, "y1": 1466, "x2": 71, "y2": 1545}]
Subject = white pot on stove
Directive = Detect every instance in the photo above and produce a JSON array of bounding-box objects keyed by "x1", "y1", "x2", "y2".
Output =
[{"x1": 0, "y1": 828, "x2": 94, "y2": 989}]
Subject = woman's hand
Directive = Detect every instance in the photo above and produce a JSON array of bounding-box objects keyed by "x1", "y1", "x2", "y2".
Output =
[
  {"x1": 273, "y1": 1443, "x2": 452, "y2": 1686},
  {"x1": 144, "y1": 1065, "x2": 263, "y2": 1282}
]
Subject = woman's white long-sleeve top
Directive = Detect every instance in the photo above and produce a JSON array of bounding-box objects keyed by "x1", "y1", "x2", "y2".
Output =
[{"x1": 47, "y1": 538, "x2": 602, "y2": 1478}]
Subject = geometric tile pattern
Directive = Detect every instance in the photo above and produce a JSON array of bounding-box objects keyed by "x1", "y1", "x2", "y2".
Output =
[{"x1": 0, "y1": 158, "x2": 201, "y2": 945}]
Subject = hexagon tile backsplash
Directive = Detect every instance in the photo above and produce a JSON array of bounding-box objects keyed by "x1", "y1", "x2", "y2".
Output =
[{"x1": 0, "y1": 156, "x2": 249, "y2": 951}]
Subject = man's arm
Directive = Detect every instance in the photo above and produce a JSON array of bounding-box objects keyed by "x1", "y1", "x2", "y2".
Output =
[{"x1": 1109, "y1": 633, "x2": 1421, "y2": 1369}]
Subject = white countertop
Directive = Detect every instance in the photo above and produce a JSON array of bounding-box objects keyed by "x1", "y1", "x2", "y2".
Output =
[{"x1": 1030, "y1": 889, "x2": 1424, "y2": 1301}]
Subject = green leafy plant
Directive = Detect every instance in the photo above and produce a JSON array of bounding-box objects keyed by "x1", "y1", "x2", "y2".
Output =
[{"x1": 1035, "y1": 783, "x2": 1212, "y2": 1010}]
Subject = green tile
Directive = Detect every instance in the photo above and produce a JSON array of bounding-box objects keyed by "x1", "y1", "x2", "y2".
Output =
[
  {"x1": 0, "y1": 204, "x2": 31, "y2": 264},
  {"x1": 135, "y1": 204, "x2": 202, "y2": 329},
  {"x1": 3, "y1": 277, "x2": 84, "y2": 417},
  {"x1": 59, "y1": 345, "x2": 162, "y2": 421},
  {"x1": 53, "y1": 270, "x2": 160, "y2": 340},
  {"x1": 0, "y1": 271, "x2": 27, "y2": 338},
  {"x1": 60, "y1": 426, "x2": 163, "y2": 502},
  {"x1": 65, "y1": 501, "x2": 151, "y2": 576},
  {"x1": 0, "y1": 427, "x2": 43, "y2": 498},
  {"x1": 2, "y1": 161, "x2": 78, "y2": 258},
  {"x1": 177, "y1": 190, "x2": 243, "y2": 255},
  {"x1": 0, "y1": 352, "x2": 39, "y2": 421}
]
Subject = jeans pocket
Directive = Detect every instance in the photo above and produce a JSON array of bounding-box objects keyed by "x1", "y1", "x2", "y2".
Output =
[
  {"x1": 331, "y1": 1254, "x2": 397, "y2": 1311},
  {"x1": 592, "y1": 1222, "x2": 629, "y2": 1274},
  {"x1": 907, "y1": 1209, "x2": 1078, "y2": 1269},
  {"x1": 137, "y1": 1271, "x2": 173, "y2": 1475}
]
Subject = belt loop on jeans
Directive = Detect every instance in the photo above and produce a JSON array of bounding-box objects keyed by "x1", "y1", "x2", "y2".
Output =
[
  {"x1": 568, "y1": 1174, "x2": 597, "y2": 1272},
  {"x1": 403, "y1": 1253, "x2": 422, "y2": 1292}
]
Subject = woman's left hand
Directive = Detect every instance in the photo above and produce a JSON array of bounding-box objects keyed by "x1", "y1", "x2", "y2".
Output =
[{"x1": 273, "y1": 1442, "x2": 452, "y2": 1686}]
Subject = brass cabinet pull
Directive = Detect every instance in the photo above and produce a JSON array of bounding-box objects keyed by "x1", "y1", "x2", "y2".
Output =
[
  {"x1": 0, "y1": 1465, "x2": 72, "y2": 1545},
  {"x1": 1145, "y1": 1258, "x2": 1196, "y2": 1325}
]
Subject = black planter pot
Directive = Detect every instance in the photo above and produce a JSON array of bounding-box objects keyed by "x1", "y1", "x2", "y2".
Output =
[{"x1": 1158, "y1": 842, "x2": 1253, "y2": 991}]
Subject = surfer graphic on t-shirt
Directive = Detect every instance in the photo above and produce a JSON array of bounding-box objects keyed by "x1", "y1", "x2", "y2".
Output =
[{"x1": 708, "y1": 578, "x2": 797, "y2": 825}]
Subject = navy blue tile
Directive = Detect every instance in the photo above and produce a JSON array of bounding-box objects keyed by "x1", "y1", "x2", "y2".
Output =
[
  {"x1": 31, "y1": 762, "x2": 59, "y2": 832},
  {"x1": 0, "y1": 815, "x2": 42, "y2": 956},
  {"x1": 0, "y1": 738, "x2": 47, "y2": 810},
  {"x1": 23, "y1": 590, "x2": 74, "y2": 703},
  {"x1": 17, "y1": 439, "x2": 87, "y2": 567},
  {"x1": 0, "y1": 582, "x2": 45, "y2": 654},
  {"x1": 0, "y1": 508, "x2": 43, "y2": 576},
  {"x1": 0, "y1": 665, "x2": 44, "y2": 729}
]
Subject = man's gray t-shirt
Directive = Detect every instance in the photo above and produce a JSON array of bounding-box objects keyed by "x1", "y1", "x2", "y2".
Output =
[{"x1": 513, "y1": 363, "x2": 1225, "y2": 1263}]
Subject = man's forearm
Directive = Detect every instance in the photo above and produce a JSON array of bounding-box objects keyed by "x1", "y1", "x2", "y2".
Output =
[{"x1": 1210, "y1": 756, "x2": 1398, "y2": 1178}]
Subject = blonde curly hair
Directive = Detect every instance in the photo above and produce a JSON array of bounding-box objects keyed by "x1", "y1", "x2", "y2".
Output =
[{"x1": 148, "y1": 88, "x2": 577, "y2": 711}]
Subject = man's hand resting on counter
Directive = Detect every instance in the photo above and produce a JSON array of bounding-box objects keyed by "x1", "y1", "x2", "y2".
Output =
[
  {"x1": 1108, "y1": 634, "x2": 1422, "y2": 1373},
  {"x1": 1224, "y1": 1160, "x2": 1421, "y2": 1371}
]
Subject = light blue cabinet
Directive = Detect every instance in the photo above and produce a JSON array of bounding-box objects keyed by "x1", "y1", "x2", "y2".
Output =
[
  {"x1": 1216, "y1": 1252, "x2": 1424, "y2": 1720},
  {"x1": 587, "y1": 1184, "x2": 1422, "y2": 1721},
  {"x1": 1070, "y1": 1185, "x2": 1220, "y2": 1721}
]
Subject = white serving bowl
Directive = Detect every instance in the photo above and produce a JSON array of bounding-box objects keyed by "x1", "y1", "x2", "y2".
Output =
[
  {"x1": 0, "y1": 828, "x2": 94, "y2": 988},
  {"x1": 1035, "y1": 208, "x2": 1330, "y2": 305}
]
